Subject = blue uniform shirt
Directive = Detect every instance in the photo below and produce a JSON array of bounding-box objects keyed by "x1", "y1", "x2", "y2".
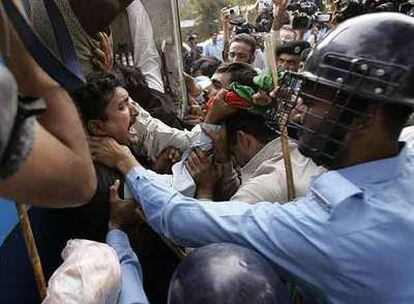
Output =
[
  {"x1": 106, "y1": 229, "x2": 149, "y2": 304},
  {"x1": 126, "y1": 146, "x2": 414, "y2": 304}
]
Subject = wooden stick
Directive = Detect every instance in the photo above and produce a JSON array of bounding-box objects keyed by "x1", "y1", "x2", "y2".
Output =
[
  {"x1": 264, "y1": 33, "x2": 296, "y2": 201},
  {"x1": 15, "y1": 203, "x2": 47, "y2": 300},
  {"x1": 135, "y1": 209, "x2": 186, "y2": 260}
]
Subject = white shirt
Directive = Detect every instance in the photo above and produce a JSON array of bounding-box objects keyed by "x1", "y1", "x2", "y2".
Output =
[
  {"x1": 253, "y1": 48, "x2": 266, "y2": 71},
  {"x1": 127, "y1": 0, "x2": 165, "y2": 93},
  {"x1": 222, "y1": 138, "x2": 325, "y2": 204},
  {"x1": 400, "y1": 126, "x2": 414, "y2": 147},
  {"x1": 133, "y1": 104, "x2": 192, "y2": 159}
]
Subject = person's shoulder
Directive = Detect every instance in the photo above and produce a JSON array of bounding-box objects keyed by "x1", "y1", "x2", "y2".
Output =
[{"x1": 94, "y1": 163, "x2": 124, "y2": 194}]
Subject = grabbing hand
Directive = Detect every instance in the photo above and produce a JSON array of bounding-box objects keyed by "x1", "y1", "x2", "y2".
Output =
[
  {"x1": 272, "y1": 0, "x2": 288, "y2": 29},
  {"x1": 92, "y1": 32, "x2": 114, "y2": 71},
  {"x1": 108, "y1": 180, "x2": 144, "y2": 231},
  {"x1": 185, "y1": 148, "x2": 222, "y2": 199},
  {"x1": 89, "y1": 137, "x2": 138, "y2": 173},
  {"x1": 252, "y1": 89, "x2": 272, "y2": 106},
  {"x1": 202, "y1": 125, "x2": 230, "y2": 163},
  {"x1": 205, "y1": 89, "x2": 238, "y2": 124},
  {"x1": 152, "y1": 146, "x2": 182, "y2": 174}
]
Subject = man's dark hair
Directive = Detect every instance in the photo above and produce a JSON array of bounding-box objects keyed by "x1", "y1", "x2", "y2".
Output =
[
  {"x1": 116, "y1": 65, "x2": 150, "y2": 103},
  {"x1": 231, "y1": 33, "x2": 257, "y2": 56},
  {"x1": 226, "y1": 110, "x2": 278, "y2": 146},
  {"x1": 72, "y1": 72, "x2": 122, "y2": 122},
  {"x1": 216, "y1": 62, "x2": 258, "y2": 88},
  {"x1": 192, "y1": 56, "x2": 221, "y2": 78}
]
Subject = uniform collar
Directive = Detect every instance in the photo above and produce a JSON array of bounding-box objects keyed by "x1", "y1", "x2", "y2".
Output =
[
  {"x1": 337, "y1": 144, "x2": 409, "y2": 185},
  {"x1": 310, "y1": 145, "x2": 410, "y2": 208}
]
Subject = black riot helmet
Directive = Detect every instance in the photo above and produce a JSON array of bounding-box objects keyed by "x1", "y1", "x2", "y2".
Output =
[
  {"x1": 271, "y1": 12, "x2": 414, "y2": 168},
  {"x1": 168, "y1": 243, "x2": 290, "y2": 304}
]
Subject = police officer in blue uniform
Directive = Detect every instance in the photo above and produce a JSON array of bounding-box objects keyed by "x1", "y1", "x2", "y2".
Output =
[{"x1": 92, "y1": 12, "x2": 414, "y2": 303}]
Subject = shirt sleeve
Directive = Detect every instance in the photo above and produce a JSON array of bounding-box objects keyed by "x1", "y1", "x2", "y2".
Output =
[
  {"x1": 106, "y1": 229, "x2": 149, "y2": 304},
  {"x1": 133, "y1": 103, "x2": 193, "y2": 159},
  {"x1": 127, "y1": 0, "x2": 164, "y2": 93},
  {"x1": 126, "y1": 166, "x2": 335, "y2": 289}
]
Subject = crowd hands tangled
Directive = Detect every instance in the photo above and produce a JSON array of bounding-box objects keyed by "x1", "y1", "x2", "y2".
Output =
[{"x1": 1, "y1": 0, "x2": 414, "y2": 303}]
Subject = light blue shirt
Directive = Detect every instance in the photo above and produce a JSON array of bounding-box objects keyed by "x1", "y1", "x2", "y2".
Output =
[
  {"x1": 106, "y1": 229, "x2": 149, "y2": 304},
  {"x1": 126, "y1": 146, "x2": 414, "y2": 304},
  {"x1": 203, "y1": 40, "x2": 223, "y2": 61}
]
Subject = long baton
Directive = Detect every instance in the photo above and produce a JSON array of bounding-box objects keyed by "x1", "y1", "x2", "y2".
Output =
[
  {"x1": 15, "y1": 203, "x2": 47, "y2": 300},
  {"x1": 264, "y1": 33, "x2": 296, "y2": 201}
]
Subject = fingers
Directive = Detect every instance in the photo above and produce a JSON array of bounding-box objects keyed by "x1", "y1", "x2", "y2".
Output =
[
  {"x1": 94, "y1": 47, "x2": 106, "y2": 61},
  {"x1": 194, "y1": 148, "x2": 208, "y2": 162},
  {"x1": 92, "y1": 57, "x2": 105, "y2": 70},
  {"x1": 168, "y1": 148, "x2": 181, "y2": 163},
  {"x1": 135, "y1": 208, "x2": 146, "y2": 221},
  {"x1": 109, "y1": 179, "x2": 121, "y2": 202},
  {"x1": 187, "y1": 151, "x2": 199, "y2": 171},
  {"x1": 185, "y1": 162, "x2": 196, "y2": 178},
  {"x1": 252, "y1": 90, "x2": 272, "y2": 106}
]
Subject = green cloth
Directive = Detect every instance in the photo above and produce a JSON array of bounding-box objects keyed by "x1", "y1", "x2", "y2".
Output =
[
  {"x1": 253, "y1": 69, "x2": 285, "y2": 92},
  {"x1": 226, "y1": 82, "x2": 255, "y2": 101},
  {"x1": 225, "y1": 69, "x2": 286, "y2": 117}
]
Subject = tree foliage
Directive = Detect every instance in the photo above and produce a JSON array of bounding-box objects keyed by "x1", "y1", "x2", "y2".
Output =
[{"x1": 180, "y1": 0, "x2": 254, "y2": 39}]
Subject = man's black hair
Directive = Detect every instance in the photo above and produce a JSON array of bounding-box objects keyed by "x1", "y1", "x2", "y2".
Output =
[
  {"x1": 216, "y1": 62, "x2": 258, "y2": 88},
  {"x1": 72, "y1": 72, "x2": 122, "y2": 122},
  {"x1": 226, "y1": 110, "x2": 279, "y2": 146},
  {"x1": 192, "y1": 56, "x2": 222, "y2": 78},
  {"x1": 230, "y1": 33, "x2": 257, "y2": 56},
  {"x1": 116, "y1": 65, "x2": 150, "y2": 102}
]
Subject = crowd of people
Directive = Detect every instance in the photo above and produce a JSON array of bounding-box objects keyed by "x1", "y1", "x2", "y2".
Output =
[{"x1": 1, "y1": 0, "x2": 414, "y2": 303}]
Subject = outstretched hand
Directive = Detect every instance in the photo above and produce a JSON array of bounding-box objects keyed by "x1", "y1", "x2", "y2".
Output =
[
  {"x1": 205, "y1": 89, "x2": 238, "y2": 124},
  {"x1": 89, "y1": 137, "x2": 139, "y2": 174},
  {"x1": 108, "y1": 179, "x2": 144, "y2": 231},
  {"x1": 92, "y1": 32, "x2": 114, "y2": 71},
  {"x1": 152, "y1": 146, "x2": 182, "y2": 174},
  {"x1": 186, "y1": 148, "x2": 222, "y2": 199}
]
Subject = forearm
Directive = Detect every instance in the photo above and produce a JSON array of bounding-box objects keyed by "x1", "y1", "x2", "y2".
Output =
[
  {"x1": 0, "y1": 122, "x2": 95, "y2": 207},
  {"x1": 37, "y1": 88, "x2": 89, "y2": 155},
  {"x1": 196, "y1": 186, "x2": 215, "y2": 201},
  {"x1": 222, "y1": 25, "x2": 230, "y2": 62},
  {"x1": 133, "y1": 104, "x2": 192, "y2": 159},
  {"x1": 271, "y1": 8, "x2": 286, "y2": 31},
  {"x1": 106, "y1": 229, "x2": 149, "y2": 304}
]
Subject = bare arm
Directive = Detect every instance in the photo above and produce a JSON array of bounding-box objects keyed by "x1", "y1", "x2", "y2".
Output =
[
  {"x1": 271, "y1": 0, "x2": 288, "y2": 31},
  {"x1": 220, "y1": 8, "x2": 231, "y2": 62},
  {"x1": 0, "y1": 6, "x2": 96, "y2": 207}
]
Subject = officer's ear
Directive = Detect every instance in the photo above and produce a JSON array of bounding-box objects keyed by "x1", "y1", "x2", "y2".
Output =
[
  {"x1": 87, "y1": 120, "x2": 107, "y2": 136},
  {"x1": 237, "y1": 130, "x2": 256, "y2": 151}
]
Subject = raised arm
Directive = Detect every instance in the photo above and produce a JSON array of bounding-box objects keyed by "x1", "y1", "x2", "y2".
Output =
[
  {"x1": 220, "y1": 8, "x2": 231, "y2": 62},
  {"x1": 0, "y1": 7, "x2": 96, "y2": 207}
]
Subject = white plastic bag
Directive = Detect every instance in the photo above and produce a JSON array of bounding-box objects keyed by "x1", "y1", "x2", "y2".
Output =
[{"x1": 42, "y1": 239, "x2": 122, "y2": 304}]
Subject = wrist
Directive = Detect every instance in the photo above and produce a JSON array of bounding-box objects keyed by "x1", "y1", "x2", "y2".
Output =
[
  {"x1": 108, "y1": 222, "x2": 122, "y2": 231},
  {"x1": 214, "y1": 151, "x2": 230, "y2": 163},
  {"x1": 196, "y1": 186, "x2": 214, "y2": 200},
  {"x1": 116, "y1": 154, "x2": 140, "y2": 175}
]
